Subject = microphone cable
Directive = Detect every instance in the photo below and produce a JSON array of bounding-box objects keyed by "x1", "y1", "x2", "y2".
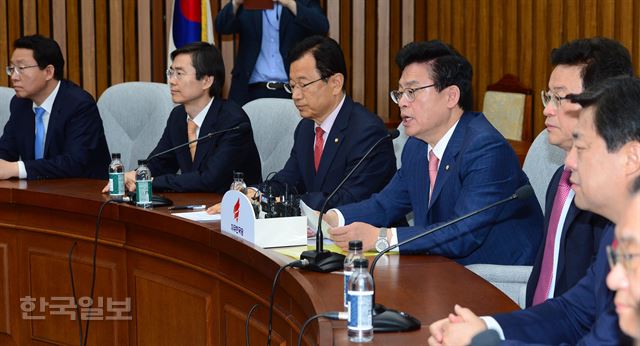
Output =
[
  {"x1": 67, "y1": 241, "x2": 83, "y2": 346},
  {"x1": 296, "y1": 311, "x2": 347, "y2": 346},
  {"x1": 266, "y1": 259, "x2": 309, "y2": 346},
  {"x1": 244, "y1": 303, "x2": 259, "y2": 346}
]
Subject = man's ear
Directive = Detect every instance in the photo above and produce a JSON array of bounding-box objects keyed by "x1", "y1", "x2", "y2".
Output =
[
  {"x1": 330, "y1": 73, "x2": 344, "y2": 96},
  {"x1": 446, "y1": 85, "x2": 461, "y2": 109},
  {"x1": 624, "y1": 141, "x2": 640, "y2": 178}
]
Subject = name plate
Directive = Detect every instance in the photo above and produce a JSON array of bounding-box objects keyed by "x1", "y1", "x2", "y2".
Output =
[{"x1": 220, "y1": 190, "x2": 306, "y2": 248}]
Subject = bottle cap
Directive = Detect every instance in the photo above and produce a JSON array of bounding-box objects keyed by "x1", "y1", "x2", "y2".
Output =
[
  {"x1": 348, "y1": 240, "x2": 363, "y2": 250},
  {"x1": 137, "y1": 159, "x2": 148, "y2": 166},
  {"x1": 353, "y1": 258, "x2": 368, "y2": 269},
  {"x1": 111, "y1": 153, "x2": 121, "y2": 159},
  {"x1": 234, "y1": 171, "x2": 244, "y2": 179}
]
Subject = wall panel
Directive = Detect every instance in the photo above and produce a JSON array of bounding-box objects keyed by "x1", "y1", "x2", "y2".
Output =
[{"x1": 0, "y1": 0, "x2": 637, "y2": 135}]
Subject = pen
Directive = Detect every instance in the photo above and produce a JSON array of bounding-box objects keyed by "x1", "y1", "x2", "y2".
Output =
[{"x1": 169, "y1": 204, "x2": 207, "y2": 211}]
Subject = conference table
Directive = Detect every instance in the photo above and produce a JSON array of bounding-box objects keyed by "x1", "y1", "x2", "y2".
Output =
[{"x1": 0, "y1": 179, "x2": 519, "y2": 345}]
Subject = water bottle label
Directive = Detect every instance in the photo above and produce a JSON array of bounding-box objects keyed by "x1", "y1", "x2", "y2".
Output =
[
  {"x1": 343, "y1": 271, "x2": 352, "y2": 308},
  {"x1": 347, "y1": 291, "x2": 373, "y2": 330},
  {"x1": 136, "y1": 180, "x2": 152, "y2": 204},
  {"x1": 109, "y1": 173, "x2": 125, "y2": 196}
]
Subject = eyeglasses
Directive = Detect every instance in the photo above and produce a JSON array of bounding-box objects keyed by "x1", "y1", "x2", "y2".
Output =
[
  {"x1": 284, "y1": 77, "x2": 325, "y2": 94},
  {"x1": 6, "y1": 65, "x2": 40, "y2": 76},
  {"x1": 541, "y1": 90, "x2": 570, "y2": 109},
  {"x1": 390, "y1": 84, "x2": 436, "y2": 104},
  {"x1": 607, "y1": 244, "x2": 640, "y2": 271},
  {"x1": 166, "y1": 68, "x2": 194, "y2": 81}
]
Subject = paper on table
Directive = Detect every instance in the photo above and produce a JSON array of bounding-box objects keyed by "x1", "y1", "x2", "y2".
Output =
[
  {"x1": 172, "y1": 211, "x2": 221, "y2": 222},
  {"x1": 299, "y1": 199, "x2": 331, "y2": 238}
]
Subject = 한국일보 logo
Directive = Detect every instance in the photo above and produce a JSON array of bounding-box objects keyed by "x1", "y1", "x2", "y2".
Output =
[{"x1": 233, "y1": 198, "x2": 240, "y2": 222}]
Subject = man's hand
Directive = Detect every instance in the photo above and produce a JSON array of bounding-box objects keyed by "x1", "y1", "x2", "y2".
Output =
[
  {"x1": 329, "y1": 222, "x2": 378, "y2": 251},
  {"x1": 0, "y1": 160, "x2": 19, "y2": 180},
  {"x1": 428, "y1": 305, "x2": 488, "y2": 346},
  {"x1": 322, "y1": 210, "x2": 339, "y2": 228},
  {"x1": 101, "y1": 170, "x2": 137, "y2": 193},
  {"x1": 274, "y1": 0, "x2": 297, "y2": 15}
]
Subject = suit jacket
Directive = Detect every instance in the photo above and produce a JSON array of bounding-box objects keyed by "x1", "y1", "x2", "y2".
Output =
[
  {"x1": 525, "y1": 165, "x2": 609, "y2": 307},
  {"x1": 494, "y1": 225, "x2": 624, "y2": 345},
  {"x1": 0, "y1": 80, "x2": 110, "y2": 179},
  {"x1": 146, "y1": 98, "x2": 261, "y2": 193},
  {"x1": 338, "y1": 112, "x2": 544, "y2": 265},
  {"x1": 269, "y1": 96, "x2": 396, "y2": 211},
  {"x1": 215, "y1": 0, "x2": 329, "y2": 105}
]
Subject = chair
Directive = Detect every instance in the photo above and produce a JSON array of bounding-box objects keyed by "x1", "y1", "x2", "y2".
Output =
[
  {"x1": 522, "y1": 130, "x2": 566, "y2": 211},
  {"x1": 482, "y1": 74, "x2": 534, "y2": 166},
  {"x1": 393, "y1": 122, "x2": 408, "y2": 169},
  {"x1": 242, "y1": 98, "x2": 301, "y2": 179},
  {"x1": 97, "y1": 82, "x2": 175, "y2": 170},
  {"x1": 0, "y1": 87, "x2": 16, "y2": 137}
]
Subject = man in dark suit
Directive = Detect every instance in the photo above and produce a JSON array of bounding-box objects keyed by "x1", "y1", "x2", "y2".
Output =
[
  {"x1": 428, "y1": 76, "x2": 640, "y2": 346},
  {"x1": 327, "y1": 41, "x2": 543, "y2": 265},
  {"x1": 110, "y1": 42, "x2": 261, "y2": 193},
  {"x1": 215, "y1": 0, "x2": 329, "y2": 105},
  {"x1": 526, "y1": 38, "x2": 633, "y2": 308},
  {"x1": 0, "y1": 35, "x2": 110, "y2": 180}
]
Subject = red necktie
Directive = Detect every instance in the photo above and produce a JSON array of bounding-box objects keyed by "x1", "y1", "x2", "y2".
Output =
[
  {"x1": 428, "y1": 150, "x2": 439, "y2": 204},
  {"x1": 314, "y1": 127, "x2": 325, "y2": 172},
  {"x1": 532, "y1": 169, "x2": 572, "y2": 305}
]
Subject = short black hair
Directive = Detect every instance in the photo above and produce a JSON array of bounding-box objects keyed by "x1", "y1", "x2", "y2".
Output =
[
  {"x1": 569, "y1": 76, "x2": 640, "y2": 153},
  {"x1": 13, "y1": 35, "x2": 65, "y2": 80},
  {"x1": 395, "y1": 40, "x2": 473, "y2": 111},
  {"x1": 551, "y1": 37, "x2": 634, "y2": 90},
  {"x1": 170, "y1": 42, "x2": 224, "y2": 97},
  {"x1": 287, "y1": 35, "x2": 347, "y2": 89}
]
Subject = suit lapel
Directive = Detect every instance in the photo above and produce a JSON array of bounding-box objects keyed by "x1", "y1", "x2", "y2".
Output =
[
  {"x1": 43, "y1": 80, "x2": 67, "y2": 158},
  {"x1": 192, "y1": 99, "x2": 221, "y2": 169},
  {"x1": 314, "y1": 98, "x2": 351, "y2": 189},
  {"x1": 411, "y1": 139, "x2": 429, "y2": 220},
  {"x1": 428, "y1": 113, "x2": 472, "y2": 210},
  {"x1": 279, "y1": 3, "x2": 291, "y2": 35}
]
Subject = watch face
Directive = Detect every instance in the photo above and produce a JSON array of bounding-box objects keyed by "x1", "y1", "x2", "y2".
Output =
[{"x1": 375, "y1": 238, "x2": 389, "y2": 252}]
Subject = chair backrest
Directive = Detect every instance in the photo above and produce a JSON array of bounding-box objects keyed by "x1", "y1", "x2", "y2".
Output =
[
  {"x1": 482, "y1": 74, "x2": 533, "y2": 142},
  {"x1": 97, "y1": 82, "x2": 175, "y2": 170},
  {"x1": 393, "y1": 123, "x2": 408, "y2": 169},
  {"x1": 522, "y1": 131, "x2": 565, "y2": 211},
  {"x1": 0, "y1": 87, "x2": 16, "y2": 137},
  {"x1": 242, "y1": 98, "x2": 301, "y2": 178}
]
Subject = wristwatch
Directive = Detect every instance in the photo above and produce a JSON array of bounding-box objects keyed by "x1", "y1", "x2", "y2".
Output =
[{"x1": 375, "y1": 227, "x2": 390, "y2": 252}]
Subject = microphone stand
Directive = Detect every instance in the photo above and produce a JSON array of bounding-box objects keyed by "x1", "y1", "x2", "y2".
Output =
[
  {"x1": 368, "y1": 188, "x2": 527, "y2": 332},
  {"x1": 300, "y1": 130, "x2": 398, "y2": 272}
]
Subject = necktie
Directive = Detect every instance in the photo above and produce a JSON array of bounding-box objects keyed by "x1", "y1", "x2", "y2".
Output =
[
  {"x1": 314, "y1": 127, "x2": 325, "y2": 172},
  {"x1": 428, "y1": 150, "x2": 439, "y2": 204},
  {"x1": 532, "y1": 169, "x2": 572, "y2": 305},
  {"x1": 187, "y1": 118, "x2": 198, "y2": 161},
  {"x1": 34, "y1": 107, "x2": 45, "y2": 159}
]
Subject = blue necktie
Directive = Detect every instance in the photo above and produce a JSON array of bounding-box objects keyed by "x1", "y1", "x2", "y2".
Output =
[{"x1": 34, "y1": 107, "x2": 45, "y2": 159}]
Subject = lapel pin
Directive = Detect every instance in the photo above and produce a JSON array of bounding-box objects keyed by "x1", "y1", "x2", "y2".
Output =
[
  {"x1": 334, "y1": 137, "x2": 339, "y2": 143},
  {"x1": 445, "y1": 164, "x2": 450, "y2": 171}
]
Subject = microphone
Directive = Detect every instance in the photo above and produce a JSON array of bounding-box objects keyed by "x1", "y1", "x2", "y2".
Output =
[
  {"x1": 470, "y1": 329, "x2": 501, "y2": 346},
  {"x1": 145, "y1": 122, "x2": 251, "y2": 163},
  {"x1": 300, "y1": 128, "x2": 400, "y2": 273},
  {"x1": 368, "y1": 185, "x2": 534, "y2": 332}
]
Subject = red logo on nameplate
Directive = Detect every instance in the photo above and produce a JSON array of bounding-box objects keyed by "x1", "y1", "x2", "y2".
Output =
[{"x1": 233, "y1": 198, "x2": 240, "y2": 222}]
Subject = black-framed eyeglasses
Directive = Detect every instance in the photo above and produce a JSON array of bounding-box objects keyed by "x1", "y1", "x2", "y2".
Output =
[
  {"x1": 6, "y1": 65, "x2": 40, "y2": 76},
  {"x1": 607, "y1": 244, "x2": 640, "y2": 271},
  {"x1": 390, "y1": 84, "x2": 436, "y2": 104},
  {"x1": 541, "y1": 90, "x2": 570, "y2": 109},
  {"x1": 284, "y1": 77, "x2": 325, "y2": 94}
]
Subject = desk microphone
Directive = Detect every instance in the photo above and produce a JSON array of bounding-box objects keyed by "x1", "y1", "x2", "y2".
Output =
[
  {"x1": 368, "y1": 185, "x2": 534, "y2": 332},
  {"x1": 145, "y1": 122, "x2": 251, "y2": 163},
  {"x1": 118, "y1": 123, "x2": 251, "y2": 207},
  {"x1": 300, "y1": 128, "x2": 400, "y2": 273}
]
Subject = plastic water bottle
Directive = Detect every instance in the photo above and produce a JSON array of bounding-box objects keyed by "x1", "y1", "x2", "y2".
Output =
[
  {"x1": 230, "y1": 171, "x2": 247, "y2": 193},
  {"x1": 348, "y1": 258, "x2": 374, "y2": 342},
  {"x1": 108, "y1": 153, "x2": 125, "y2": 197},
  {"x1": 343, "y1": 240, "x2": 364, "y2": 309},
  {"x1": 135, "y1": 160, "x2": 153, "y2": 209}
]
